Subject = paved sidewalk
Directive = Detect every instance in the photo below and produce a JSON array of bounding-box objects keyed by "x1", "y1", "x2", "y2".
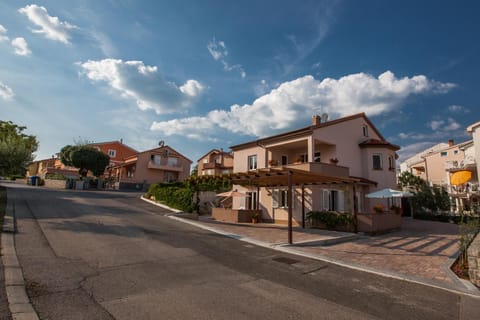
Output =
[{"x1": 190, "y1": 216, "x2": 477, "y2": 293}]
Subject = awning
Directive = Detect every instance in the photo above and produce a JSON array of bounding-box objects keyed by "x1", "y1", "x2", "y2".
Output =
[
  {"x1": 450, "y1": 170, "x2": 472, "y2": 186},
  {"x1": 366, "y1": 188, "x2": 413, "y2": 198},
  {"x1": 230, "y1": 167, "x2": 371, "y2": 187}
]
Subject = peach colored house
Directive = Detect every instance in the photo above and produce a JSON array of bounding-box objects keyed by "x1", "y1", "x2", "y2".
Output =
[
  {"x1": 114, "y1": 145, "x2": 192, "y2": 190},
  {"x1": 27, "y1": 157, "x2": 79, "y2": 180},
  {"x1": 400, "y1": 139, "x2": 471, "y2": 186},
  {"x1": 197, "y1": 149, "x2": 233, "y2": 176},
  {"x1": 227, "y1": 113, "x2": 399, "y2": 229},
  {"x1": 91, "y1": 140, "x2": 138, "y2": 166}
]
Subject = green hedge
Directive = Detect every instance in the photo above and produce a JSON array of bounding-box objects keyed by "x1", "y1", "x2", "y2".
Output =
[
  {"x1": 146, "y1": 183, "x2": 194, "y2": 213},
  {"x1": 306, "y1": 210, "x2": 355, "y2": 229}
]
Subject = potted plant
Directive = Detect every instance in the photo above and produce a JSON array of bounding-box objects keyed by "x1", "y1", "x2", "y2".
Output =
[
  {"x1": 373, "y1": 204, "x2": 384, "y2": 214},
  {"x1": 268, "y1": 159, "x2": 278, "y2": 166},
  {"x1": 251, "y1": 212, "x2": 260, "y2": 224}
]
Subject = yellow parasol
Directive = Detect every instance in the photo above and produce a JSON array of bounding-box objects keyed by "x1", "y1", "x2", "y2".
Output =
[{"x1": 450, "y1": 170, "x2": 472, "y2": 186}]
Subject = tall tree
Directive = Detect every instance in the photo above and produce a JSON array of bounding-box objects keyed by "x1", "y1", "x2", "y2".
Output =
[
  {"x1": 59, "y1": 145, "x2": 110, "y2": 177},
  {"x1": 0, "y1": 121, "x2": 38, "y2": 176}
]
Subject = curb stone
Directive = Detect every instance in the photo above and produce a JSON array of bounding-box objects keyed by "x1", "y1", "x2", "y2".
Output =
[
  {"x1": 142, "y1": 197, "x2": 480, "y2": 298},
  {"x1": 1, "y1": 196, "x2": 39, "y2": 320}
]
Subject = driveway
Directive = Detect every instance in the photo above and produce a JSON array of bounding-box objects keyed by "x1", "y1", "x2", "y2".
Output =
[{"x1": 190, "y1": 215, "x2": 470, "y2": 291}]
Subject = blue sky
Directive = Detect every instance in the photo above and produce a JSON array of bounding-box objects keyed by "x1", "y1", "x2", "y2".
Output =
[{"x1": 0, "y1": 0, "x2": 479, "y2": 164}]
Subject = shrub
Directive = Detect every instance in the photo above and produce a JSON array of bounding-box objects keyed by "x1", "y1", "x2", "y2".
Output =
[
  {"x1": 45, "y1": 173, "x2": 66, "y2": 180},
  {"x1": 307, "y1": 210, "x2": 354, "y2": 229},
  {"x1": 146, "y1": 183, "x2": 194, "y2": 212}
]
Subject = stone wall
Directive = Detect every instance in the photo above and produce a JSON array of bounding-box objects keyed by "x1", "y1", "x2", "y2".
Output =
[
  {"x1": 467, "y1": 232, "x2": 480, "y2": 287},
  {"x1": 44, "y1": 179, "x2": 67, "y2": 189}
]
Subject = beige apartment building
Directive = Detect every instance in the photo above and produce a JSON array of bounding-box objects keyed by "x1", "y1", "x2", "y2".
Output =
[
  {"x1": 197, "y1": 149, "x2": 233, "y2": 176},
  {"x1": 229, "y1": 113, "x2": 399, "y2": 226},
  {"x1": 114, "y1": 145, "x2": 192, "y2": 189},
  {"x1": 400, "y1": 129, "x2": 480, "y2": 212}
]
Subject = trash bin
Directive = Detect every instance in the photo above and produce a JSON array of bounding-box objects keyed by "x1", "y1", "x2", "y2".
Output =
[{"x1": 30, "y1": 176, "x2": 38, "y2": 186}]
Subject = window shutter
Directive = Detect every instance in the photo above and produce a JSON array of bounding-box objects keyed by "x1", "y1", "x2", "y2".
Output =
[
  {"x1": 337, "y1": 191, "x2": 345, "y2": 212},
  {"x1": 272, "y1": 189, "x2": 279, "y2": 208}
]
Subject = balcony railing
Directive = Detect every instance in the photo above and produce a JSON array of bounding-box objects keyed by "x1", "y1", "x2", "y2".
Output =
[
  {"x1": 268, "y1": 161, "x2": 349, "y2": 177},
  {"x1": 148, "y1": 160, "x2": 183, "y2": 172}
]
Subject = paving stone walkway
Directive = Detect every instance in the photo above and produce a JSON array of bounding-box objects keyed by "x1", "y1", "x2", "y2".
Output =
[{"x1": 196, "y1": 216, "x2": 466, "y2": 289}]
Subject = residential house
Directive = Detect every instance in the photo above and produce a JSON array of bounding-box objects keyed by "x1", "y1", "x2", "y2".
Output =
[
  {"x1": 26, "y1": 157, "x2": 79, "y2": 180},
  {"x1": 228, "y1": 113, "x2": 399, "y2": 227},
  {"x1": 114, "y1": 145, "x2": 192, "y2": 189},
  {"x1": 400, "y1": 139, "x2": 471, "y2": 186},
  {"x1": 399, "y1": 142, "x2": 450, "y2": 181},
  {"x1": 446, "y1": 123, "x2": 480, "y2": 212},
  {"x1": 400, "y1": 131, "x2": 479, "y2": 213},
  {"x1": 90, "y1": 140, "x2": 138, "y2": 179},
  {"x1": 197, "y1": 149, "x2": 234, "y2": 176}
]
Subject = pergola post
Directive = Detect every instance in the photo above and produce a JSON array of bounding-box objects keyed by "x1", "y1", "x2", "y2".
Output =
[
  {"x1": 353, "y1": 183, "x2": 358, "y2": 233},
  {"x1": 301, "y1": 184, "x2": 305, "y2": 229},
  {"x1": 288, "y1": 170, "x2": 293, "y2": 244},
  {"x1": 256, "y1": 185, "x2": 260, "y2": 210}
]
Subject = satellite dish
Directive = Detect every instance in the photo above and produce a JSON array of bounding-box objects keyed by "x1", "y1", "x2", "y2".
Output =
[
  {"x1": 321, "y1": 113, "x2": 329, "y2": 123},
  {"x1": 158, "y1": 140, "x2": 164, "y2": 147}
]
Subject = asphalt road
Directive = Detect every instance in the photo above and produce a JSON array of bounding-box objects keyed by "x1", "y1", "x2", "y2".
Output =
[{"x1": 4, "y1": 184, "x2": 479, "y2": 320}]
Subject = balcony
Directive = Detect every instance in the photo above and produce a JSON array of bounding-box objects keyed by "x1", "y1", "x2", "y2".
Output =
[
  {"x1": 203, "y1": 162, "x2": 224, "y2": 169},
  {"x1": 147, "y1": 160, "x2": 183, "y2": 172},
  {"x1": 269, "y1": 161, "x2": 349, "y2": 177}
]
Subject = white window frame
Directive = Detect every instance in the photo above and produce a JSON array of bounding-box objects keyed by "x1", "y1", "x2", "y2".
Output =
[
  {"x1": 108, "y1": 149, "x2": 116, "y2": 158},
  {"x1": 440, "y1": 151, "x2": 448, "y2": 157},
  {"x1": 272, "y1": 188, "x2": 294, "y2": 208},
  {"x1": 319, "y1": 189, "x2": 345, "y2": 212},
  {"x1": 248, "y1": 155, "x2": 257, "y2": 171},
  {"x1": 246, "y1": 191, "x2": 258, "y2": 210},
  {"x1": 362, "y1": 125, "x2": 369, "y2": 137}
]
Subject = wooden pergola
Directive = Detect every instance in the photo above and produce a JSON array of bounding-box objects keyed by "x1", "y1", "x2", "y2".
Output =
[{"x1": 230, "y1": 167, "x2": 374, "y2": 244}]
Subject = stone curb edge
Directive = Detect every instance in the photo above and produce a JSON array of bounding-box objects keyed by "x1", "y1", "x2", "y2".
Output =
[
  {"x1": 2, "y1": 193, "x2": 39, "y2": 320},
  {"x1": 140, "y1": 197, "x2": 480, "y2": 299}
]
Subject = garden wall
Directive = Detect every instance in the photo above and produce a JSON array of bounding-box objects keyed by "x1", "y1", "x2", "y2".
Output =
[
  {"x1": 467, "y1": 233, "x2": 480, "y2": 287},
  {"x1": 357, "y1": 212, "x2": 402, "y2": 234},
  {"x1": 212, "y1": 208, "x2": 261, "y2": 223},
  {"x1": 44, "y1": 179, "x2": 67, "y2": 189}
]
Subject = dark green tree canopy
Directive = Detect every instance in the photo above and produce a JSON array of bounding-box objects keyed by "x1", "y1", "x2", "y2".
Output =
[
  {"x1": 59, "y1": 145, "x2": 110, "y2": 177},
  {"x1": 0, "y1": 121, "x2": 38, "y2": 176}
]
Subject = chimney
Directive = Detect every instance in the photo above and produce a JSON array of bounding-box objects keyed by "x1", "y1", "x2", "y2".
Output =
[
  {"x1": 448, "y1": 139, "x2": 454, "y2": 147},
  {"x1": 120, "y1": 138, "x2": 123, "y2": 144},
  {"x1": 312, "y1": 115, "x2": 321, "y2": 126}
]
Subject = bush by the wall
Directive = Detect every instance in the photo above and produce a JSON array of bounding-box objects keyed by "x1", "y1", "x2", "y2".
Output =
[
  {"x1": 146, "y1": 183, "x2": 194, "y2": 212},
  {"x1": 307, "y1": 210, "x2": 355, "y2": 229}
]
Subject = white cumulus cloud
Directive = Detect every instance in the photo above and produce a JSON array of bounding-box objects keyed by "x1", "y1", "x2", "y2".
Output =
[
  {"x1": 19, "y1": 4, "x2": 76, "y2": 44},
  {"x1": 151, "y1": 70, "x2": 456, "y2": 139},
  {"x1": 11, "y1": 37, "x2": 31, "y2": 56},
  {"x1": 448, "y1": 105, "x2": 469, "y2": 113},
  {"x1": 427, "y1": 118, "x2": 460, "y2": 131},
  {"x1": 78, "y1": 59, "x2": 205, "y2": 114},
  {"x1": 0, "y1": 81, "x2": 14, "y2": 100}
]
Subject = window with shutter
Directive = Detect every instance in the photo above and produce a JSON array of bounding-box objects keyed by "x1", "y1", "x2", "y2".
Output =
[{"x1": 272, "y1": 189, "x2": 279, "y2": 208}]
